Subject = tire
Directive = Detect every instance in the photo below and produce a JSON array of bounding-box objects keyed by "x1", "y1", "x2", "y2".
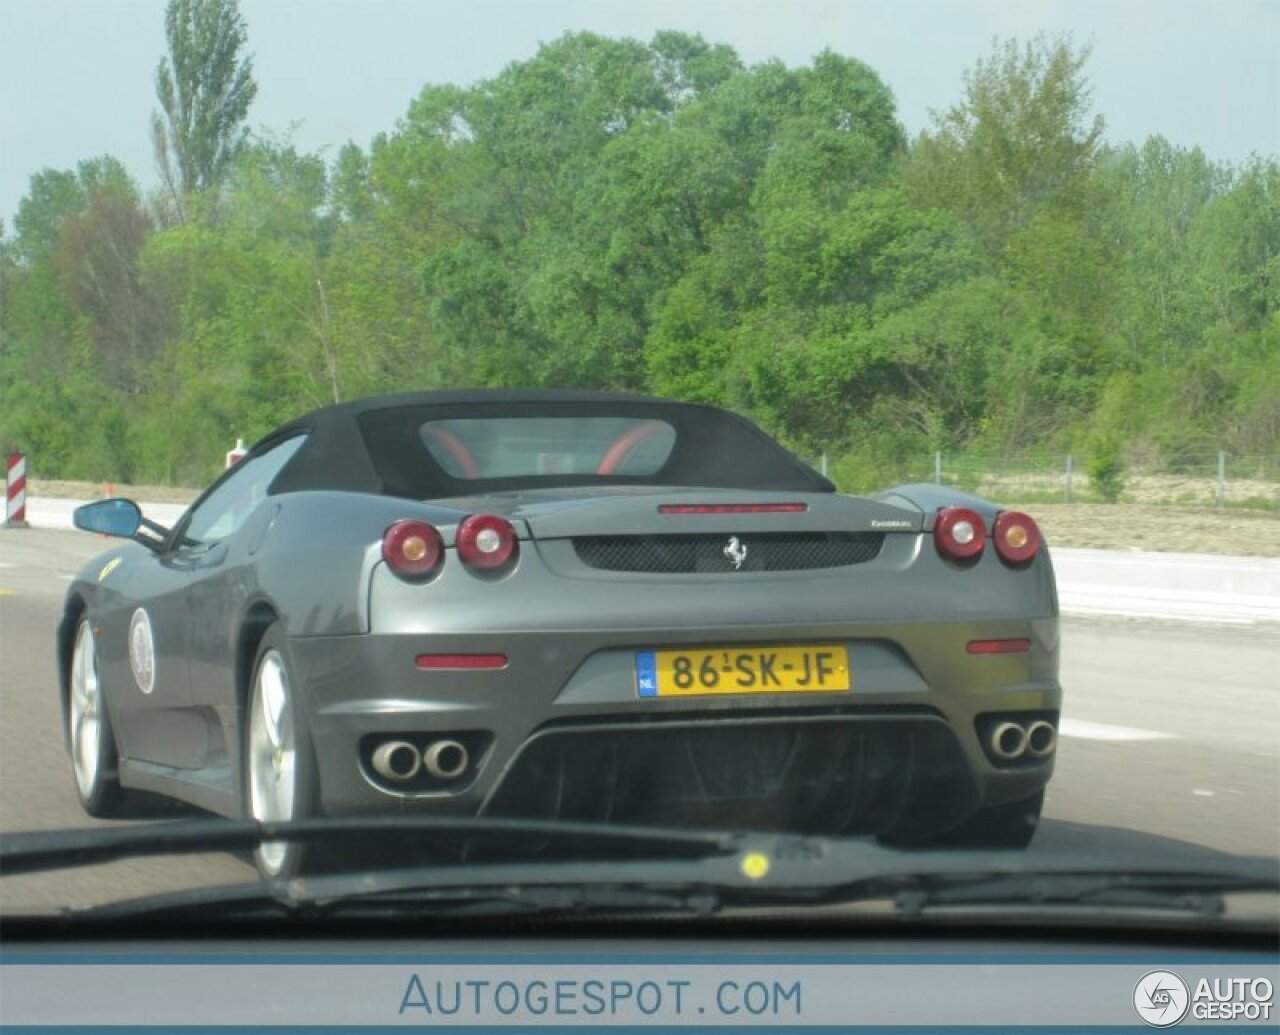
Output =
[
  {"x1": 68, "y1": 618, "x2": 130, "y2": 817},
  {"x1": 244, "y1": 625, "x2": 319, "y2": 880},
  {"x1": 932, "y1": 790, "x2": 1045, "y2": 849}
]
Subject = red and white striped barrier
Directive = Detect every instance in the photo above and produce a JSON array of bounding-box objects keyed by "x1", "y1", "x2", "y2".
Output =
[{"x1": 5, "y1": 452, "x2": 30, "y2": 528}]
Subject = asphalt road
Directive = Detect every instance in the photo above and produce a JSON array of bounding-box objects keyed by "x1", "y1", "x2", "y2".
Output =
[{"x1": 2, "y1": 527, "x2": 1277, "y2": 913}]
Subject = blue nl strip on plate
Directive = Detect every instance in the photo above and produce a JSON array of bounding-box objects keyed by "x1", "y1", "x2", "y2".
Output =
[{"x1": 635, "y1": 650, "x2": 658, "y2": 698}]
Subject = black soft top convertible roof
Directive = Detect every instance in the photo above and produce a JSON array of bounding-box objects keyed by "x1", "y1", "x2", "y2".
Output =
[{"x1": 266, "y1": 389, "x2": 834, "y2": 498}]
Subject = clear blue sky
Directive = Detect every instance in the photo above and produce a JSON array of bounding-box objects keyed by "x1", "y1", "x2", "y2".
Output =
[{"x1": 2, "y1": 0, "x2": 1277, "y2": 230}]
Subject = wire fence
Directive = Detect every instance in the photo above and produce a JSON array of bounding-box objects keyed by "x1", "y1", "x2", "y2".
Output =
[{"x1": 811, "y1": 452, "x2": 1280, "y2": 510}]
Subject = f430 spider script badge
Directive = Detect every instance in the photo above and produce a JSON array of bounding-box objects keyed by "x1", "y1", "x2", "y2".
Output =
[{"x1": 723, "y1": 536, "x2": 748, "y2": 570}]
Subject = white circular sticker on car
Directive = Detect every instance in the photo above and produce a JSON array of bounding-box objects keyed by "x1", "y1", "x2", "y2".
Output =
[{"x1": 128, "y1": 608, "x2": 156, "y2": 695}]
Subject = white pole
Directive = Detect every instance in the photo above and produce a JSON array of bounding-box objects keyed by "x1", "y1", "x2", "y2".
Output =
[
  {"x1": 1217, "y1": 450, "x2": 1226, "y2": 509},
  {"x1": 225, "y1": 437, "x2": 248, "y2": 469},
  {"x1": 1065, "y1": 454, "x2": 1073, "y2": 504},
  {"x1": 934, "y1": 450, "x2": 942, "y2": 485}
]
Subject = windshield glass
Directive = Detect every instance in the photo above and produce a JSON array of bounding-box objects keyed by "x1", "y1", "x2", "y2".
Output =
[
  {"x1": 0, "y1": 0, "x2": 1276, "y2": 949},
  {"x1": 182, "y1": 435, "x2": 306, "y2": 543}
]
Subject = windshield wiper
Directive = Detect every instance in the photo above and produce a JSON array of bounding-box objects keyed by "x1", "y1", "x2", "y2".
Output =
[
  {"x1": 888, "y1": 869, "x2": 1277, "y2": 918},
  {"x1": 286, "y1": 844, "x2": 1277, "y2": 920},
  {"x1": 78, "y1": 878, "x2": 727, "y2": 924},
  {"x1": 0, "y1": 816, "x2": 738, "y2": 878},
  {"x1": 67, "y1": 852, "x2": 1280, "y2": 926},
  {"x1": 3, "y1": 818, "x2": 1275, "y2": 925}
]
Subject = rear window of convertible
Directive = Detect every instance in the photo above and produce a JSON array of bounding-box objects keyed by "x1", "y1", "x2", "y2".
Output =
[
  {"x1": 353, "y1": 401, "x2": 832, "y2": 497},
  {"x1": 421, "y1": 417, "x2": 676, "y2": 479}
]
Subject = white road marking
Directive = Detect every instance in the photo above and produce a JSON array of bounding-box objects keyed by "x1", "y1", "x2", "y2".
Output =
[
  {"x1": 1192, "y1": 789, "x2": 1215, "y2": 797},
  {"x1": 0, "y1": 561, "x2": 16, "y2": 569},
  {"x1": 1058, "y1": 718, "x2": 1177, "y2": 742}
]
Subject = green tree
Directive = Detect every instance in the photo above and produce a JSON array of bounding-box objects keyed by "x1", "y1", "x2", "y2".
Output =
[
  {"x1": 5, "y1": 28, "x2": 1277, "y2": 484},
  {"x1": 151, "y1": 0, "x2": 257, "y2": 212},
  {"x1": 11, "y1": 158, "x2": 132, "y2": 261},
  {"x1": 648, "y1": 51, "x2": 909, "y2": 446},
  {"x1": 54, "y1": 174, "x2": 157, "y2": 393},
  {"x1": 908, "y1": 35, "x2": 1104, "y2": 251},
  {"x1": 900, "y1": 36, "x2": 1121, "y2": 453}
]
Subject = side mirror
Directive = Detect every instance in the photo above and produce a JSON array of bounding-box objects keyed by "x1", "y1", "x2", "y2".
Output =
[{"x1": 73, "y1": 498, "x2": 143, "y2": 539}]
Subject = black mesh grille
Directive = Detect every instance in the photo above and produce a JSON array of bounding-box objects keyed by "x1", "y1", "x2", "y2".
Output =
[
  {"x1": 481, "y1": 716, "x2": 978, "y2": 839},
  {"x1": 572, "y1": 532, "x2": 884, "y2": 573}
]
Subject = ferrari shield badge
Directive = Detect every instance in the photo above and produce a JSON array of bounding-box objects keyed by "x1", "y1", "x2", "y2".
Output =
[
  {"x1": 723, "y1": 536, "x2": 748, "y2": 569},
  {"x1": 128, "y1": 608, "x2": 156, "y2": 694}
]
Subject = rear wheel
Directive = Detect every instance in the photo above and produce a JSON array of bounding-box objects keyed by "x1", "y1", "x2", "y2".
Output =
[
  {"x1": 68, "y1": 618, "x2": 128, "y2": 817},
  {"x1": 879, "y1": 790, "x2": 1045, "y2": 850},
  {"x1": 245, "y1": 627, "x2": 318, "y2": 879},
  {"x1": 934, "y1": 790, "x2": 1045, "y2": 849}
]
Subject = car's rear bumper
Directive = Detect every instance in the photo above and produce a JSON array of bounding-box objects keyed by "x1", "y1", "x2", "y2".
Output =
[{"x1": 286, "y1": 616, "x2": 1060, "y2": 838}]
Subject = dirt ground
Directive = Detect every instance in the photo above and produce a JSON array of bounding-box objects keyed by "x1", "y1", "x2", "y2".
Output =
[
  {"x1": 975, "y1": 470, "x2": 1279, "y2": 509},
  {"x1": 1002, "y1": 502, "x2": 1280, "y2": 558},
  {"x1": 30, "y1": 479, "x2": 199, "y2": 505}
]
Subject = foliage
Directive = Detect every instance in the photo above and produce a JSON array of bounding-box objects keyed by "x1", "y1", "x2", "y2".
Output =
[
  {"x1": 151, "y1": 0, "x2": 257, "y2": 212},
  {"x1": 1087, "y1": 438, "x2": 1128, "y2": 503},
  {"x1": 0, "y1": 28, "x2": 1276, "y2": 488},
  {"x1": 907, "y1": 35, "x2": 1104, "y2": 251}
]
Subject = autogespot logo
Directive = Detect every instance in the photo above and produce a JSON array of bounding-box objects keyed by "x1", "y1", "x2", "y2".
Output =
[{"x1": 1134, "y1": 971, "x2": 1190, "y2": 1027}]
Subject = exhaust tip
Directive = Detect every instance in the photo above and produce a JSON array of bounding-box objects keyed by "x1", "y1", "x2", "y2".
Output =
[
  {"x1": 1026, "y1": 720, "x2": 1057, "y2": 757},
  {"x1": 371, "y1": 740, "x2": 422, "y2": 782},
  {"x1": 989, "y1": 721, "x2": 1029, "y2": 761},
  {"x1": 423, "y1": 739, "x2": 469, "y2": 780}
]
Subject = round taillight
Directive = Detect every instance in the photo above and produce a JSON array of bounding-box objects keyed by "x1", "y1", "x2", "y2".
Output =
[
  {"x1": 934, "y1": 506, "x2": 986, "y2": 562},
  {"x1": 382, "y1": 520, "x2": 444, "y2": 580},
  {"x1": 456, "y1": 514, "x2": 519, "y2": 573},
  {"x1": 994, "y1": 511, "x2": 1041, "y2": 565}
]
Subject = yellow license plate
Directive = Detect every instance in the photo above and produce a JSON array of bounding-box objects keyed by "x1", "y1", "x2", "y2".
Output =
[{"x1": 636, "y1": 645, "x2": 851, "y2": 697}]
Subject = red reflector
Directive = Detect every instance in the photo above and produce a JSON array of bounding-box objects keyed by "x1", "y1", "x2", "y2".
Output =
[
  {"x1": 415, "y1": 653, "x2": 508, "y2": 670},
  {"x1": 658, "y1": 503, "x2": 808, "y2": 515},
  {"x1": 966, "y1": 639, "x2": 1031, "y2": 655}
]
